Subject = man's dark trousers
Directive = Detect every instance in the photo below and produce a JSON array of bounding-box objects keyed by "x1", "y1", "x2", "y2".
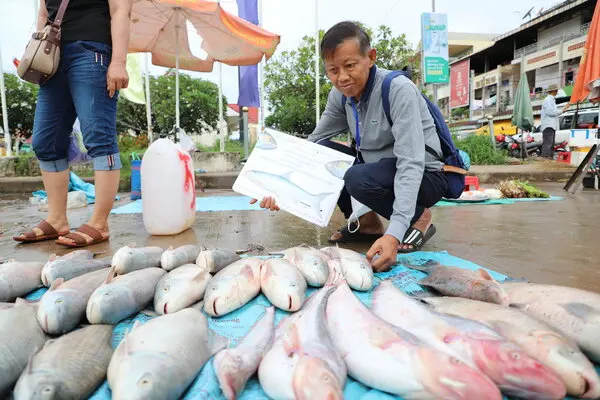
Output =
[
  {"x1": 319, "y1": 140, "x2": 448, "y2": 227},
  {"x1": 541, "y1": 128, "x2": 556, "y2": 159}
]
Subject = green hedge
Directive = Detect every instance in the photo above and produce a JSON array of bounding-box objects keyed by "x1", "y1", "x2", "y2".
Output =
[{"x1": 453, "y1": 134, "x2": 507, "y2": 165}]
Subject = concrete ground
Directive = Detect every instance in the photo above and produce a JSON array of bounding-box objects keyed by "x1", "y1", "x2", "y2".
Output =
[{"x1": 1, "y1": 183, "x2": 599, "y2": 293}]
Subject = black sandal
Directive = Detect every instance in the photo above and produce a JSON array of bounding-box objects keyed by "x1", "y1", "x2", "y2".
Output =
[
  {"x1": 327, "y1": 222, "x2": 382, "y2": 244},
  {"x1": 398, "y1": 224, "x2": 437, "y2": 253}
]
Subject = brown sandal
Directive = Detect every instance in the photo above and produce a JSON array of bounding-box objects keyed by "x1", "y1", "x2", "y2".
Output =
[
  {"x1": 55, "y1": 224, "x2": 108, "y2": 248},
  {"x1": 13, "y1": 220, "x2": 70, "y2": 243}
]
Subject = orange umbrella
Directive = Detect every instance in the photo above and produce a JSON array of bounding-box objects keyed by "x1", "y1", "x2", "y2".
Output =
[
  {"x1": 129, "y1": 0, "x2": 280, "y2": 72},
  {"x1": 568, "y1": 0, "x2": 600, "y2": 104},
  {"x1": 128, "y1": 0, "x2": 281, "y2": 130}
]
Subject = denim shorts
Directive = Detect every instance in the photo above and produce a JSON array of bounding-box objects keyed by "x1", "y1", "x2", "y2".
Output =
[{"x1": 32, "y1": 40, "x2": 122, "y2": 172}]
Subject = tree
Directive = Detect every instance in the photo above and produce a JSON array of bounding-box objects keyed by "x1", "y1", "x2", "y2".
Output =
[
  {"x1": 264, "y1": 24, "x2": 418, "y2": 137},
  {"x1": 117, "y1": 70, "x2": 227, "y2": 136},
  {"x1": 0, "y1": 73, "x2": 39, "y2": 137}
]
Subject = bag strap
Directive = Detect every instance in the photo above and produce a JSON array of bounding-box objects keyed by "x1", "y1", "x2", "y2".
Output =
[{"x1": 50, "y1": 0, "x2": 71, "y2": 28}]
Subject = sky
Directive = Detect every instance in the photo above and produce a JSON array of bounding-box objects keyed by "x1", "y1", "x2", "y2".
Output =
[{"x1": 0, "y1": 0, "x2": 562, "y2": 109}]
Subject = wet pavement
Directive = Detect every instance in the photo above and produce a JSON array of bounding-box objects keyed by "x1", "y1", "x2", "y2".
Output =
[{"x1": 1, "y1": 183, "x2": 599, "y2": 293}]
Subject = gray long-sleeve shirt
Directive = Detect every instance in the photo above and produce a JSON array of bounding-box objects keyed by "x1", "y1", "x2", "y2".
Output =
[{"x1": 307, "y1": 65, "x2": 443, "y2": 242}]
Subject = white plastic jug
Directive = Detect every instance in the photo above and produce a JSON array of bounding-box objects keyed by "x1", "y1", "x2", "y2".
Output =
[{"x1": 141, "y1": 138, "x2": 196, "y2": 235}]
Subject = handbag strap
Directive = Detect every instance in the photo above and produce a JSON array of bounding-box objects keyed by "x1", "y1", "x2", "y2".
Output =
[{"x1": 50, "y1": 0, "x2": 71, "y2": 28}]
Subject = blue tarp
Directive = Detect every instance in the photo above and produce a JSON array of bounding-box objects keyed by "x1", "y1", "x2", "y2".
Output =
[
  {"x1": 32, "y1": 172, "x2": 120, "y2": 204},
  {"x1": 24, "y1": 251, "x2": 600, "y2": 400}
]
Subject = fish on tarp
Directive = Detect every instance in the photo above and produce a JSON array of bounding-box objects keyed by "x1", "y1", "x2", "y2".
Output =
[
  {"x1": 196, "y1": 248, "x2": 241, "y2": 274},
  {"x1": 40, "y1": 250, "x2": 99, "y2": 286},
  {"x1": 259, "y1": 284, "x2": 346, "y2": 400},
  {"x1": 0, "y1": 302, "x2": 47, "y2": 398},
  {"x1": 204, "y1": 258, "x2": 262, "y2": 317},
  {"x1": 324, "y1": 160, "x2": 352, "y2": 180},
  {"x1": 325, "y1": 277, "x2": 503, "y2": 400},
  {"x1": 107, "y1": 308, "x2": 218, "y2": 400},
  {"x1": 0, "y1": 261, "x2": 44, "y2": 302},
  {"x1": 161, "y1": 244, "x2": 204, "y2": 272},
  {"x1": 13, "y1": 324, "x2": 113, "y2": 400},
  {"x1": 320, "y1": 247, "x2": 373, "y2": 291},
  {"x1": 86, "y1": 266, "x2": 166, "y2": 325},
  {"x1": 241, "y1": 170, "x2": 334, "y2": 219},
  {"x1": 214, "y1": 306, "x2": 275, "y2": 400},
  {"x1": 371, "y1": 280, "x2": 568, "y2": 399},
  {"x1": 154, "y1": 264, "x2": 211, "y2": 315},
  {"x1": 41, "y1": 257, "x2": 111, "y2": 287},
  {"x1": 281, "y1": 245, "x2": 330, "y2": 287},
  {"x1": 260, "y1": 258, "x2": 307, "y2": 312},
  {"x1": 403, "y1": 259, "x2": 510, "y2": 305},
  {"x1": 255, "y1": 132, "x2": 278, "y2": 150},
  {"x1": 111, "y1": 244, "x2": 164, "y2": 275},
  {"x1": 501, "y1": 282, "x2": 600, "y2": 364},
  {"x1": 37, "y1": 268, "x2": 111, "y2": 335},
  {"x1": 422, "y1": 296, "x2": 600, "y2": 399}
]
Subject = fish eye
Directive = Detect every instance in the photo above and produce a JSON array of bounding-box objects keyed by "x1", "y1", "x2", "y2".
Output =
[
  {"x1": 449, "y1": 357, "x2": 461, "y2": 364},
  {"x1": 55, "y1": 299, "x2": 62, "y2": 304},
  {"x1": 163, "y1": 287, "x2": 169, "y2": 292},
  {"x1": 511, "y1": 352, "x2": 521, "y2": 360}
]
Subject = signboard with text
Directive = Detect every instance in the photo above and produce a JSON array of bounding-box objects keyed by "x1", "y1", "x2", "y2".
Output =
[
  {"x1": 450, "y1": 58, "x2": 470, "y2": 108},
  {"x1": 421, "y1": 12, "x2": 449, "y2": 84}
]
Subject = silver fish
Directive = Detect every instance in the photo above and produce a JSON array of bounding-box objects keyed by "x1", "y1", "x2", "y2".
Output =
[
  {"x1": 405, "y1": 259, "x2": 510, "y2": 305},
  {"x1": 423, "y1": 296, "x2": 600, "y2": 399},
  {"x1": 41, "y1": 257, "x2": 111, "y2": 287},
  {"x1": 260, "y1": 258, "x2": 307, "y2": 312},
  {"x1": 325, "y1": 277, "x2": 503, "y2": 400},
  {"x1": 320, "y1": 247, "x2": 373, "y2": 291},
  {"x1": 204, "y1": 258, "x2": 262, "y2": 317},
  {"x1": 214, "y1": 306, "x2": 275, "y2": 400},
  {"x1": 281, "y1": 246, "x2": 330, "y2": 287},
  {"x1": 154, "y1": 264, "x2": 211, "y2": 315},
  {"x1": 0, "y1": 261, "x2": 44, "y2": 302},
  {"x1": 161, "y1": 245, "x2": 204, "y2": 272},
  {"x1": 111, "y1": 244, "x2": 164, "y2": 274},
  {"x1": 36, "y1": 268, "x2": 111, "y2": 335},
  {"x1": 242, "y1": 170, "x2": 333, "y2": 218},
  {"x1": 196, "y1": 248, "x2": 241, "y2": 274},
  {"x1": 259, "y1": 285, "x2": 346, "y2": 400},
  {"x1": 107, "y1": 308, "x2": 215, "y2": 400},
  {"x1": 502, "y1": 282, "x2": 600, "y2": 363},
  {"x1": 13, "y1": 324, "x2": 113, "y2": 400},
  {"x1": 42, "y1": 250, "x2": 95, "y2": 271},
  {"x1": 324, "y1": 160, "x2": 352, "y2": 180},
  {"x1": 0, "y1": 302, "x2": 47, "y2": 397},
  {"x1": 86, "y1": 267, "x2": 166, "y2": 325}
]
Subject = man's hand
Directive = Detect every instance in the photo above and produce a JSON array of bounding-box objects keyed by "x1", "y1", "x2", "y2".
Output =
[
  {"x1": 366, "y1": 234, "x2": 399, "y2": 272},
  {"x1": 249, "y1": 196, "x2": 280, "y2": 211},
  {"x1": 107, "y1": 61, "x2": 129, "y2": 98}
]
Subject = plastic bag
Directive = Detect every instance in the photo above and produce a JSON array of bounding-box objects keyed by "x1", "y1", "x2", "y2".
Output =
[
  {"x1": 177, "y1": 128, "x2": 196, "y2": 153},
  {"x1": 347, "y1": 196, "x2": 372, "y2": 233},
  {"x1": 67, "y1": 120, "x2": 92, "y2": 165}
]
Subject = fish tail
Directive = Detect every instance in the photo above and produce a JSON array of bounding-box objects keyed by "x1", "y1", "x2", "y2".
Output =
[{"x1": 400, "y1": 258, "x2": 439, "y2": 272}]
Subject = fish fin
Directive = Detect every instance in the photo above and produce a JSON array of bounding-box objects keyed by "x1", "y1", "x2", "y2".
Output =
[
  {"x1": 15, "y1": 297, "x2": 32, "y2": 305},
  {"x1": 167, "y1": 246, "x2": 174, "y2": 251},
  {"x1": 43, "y1": 338, "x2": 56, "y2": 349},
  {"x1": 241, "y1": 264, "x2": 257, "y2": 281},
  {"x1": 48, "y1": 254, "x2": 57, "y2": 262},
  {"x1": 104, "y1": 265, "x2": 117, "y2": 284},
  {"x1": 48, "y1": 278, "x2": 64, "y2": 291},
  {"x1": 559, "y1": 302, "x2": 600, "y2": 321},
  {"x1": 477, "y1": 268, "x2": 495, "y2": 281},
  {"x1": 193, "y1": 268, "x2": 210, "y2": 282},
  {"x1": 208, "y1": 330, "x2": 230, "y2": 355},
  {"x1": 509, "y1": 303, "x2": 528, "y2": 311},
  {"x1": 409, "y1": 289, "x2": 439, "y2": 301},
  {"x1": 283, "y1": 323, "x2": 301, "y2": 354},
  {"x1": 140, "y1": 308, "x2": 159, "y2": 317}
]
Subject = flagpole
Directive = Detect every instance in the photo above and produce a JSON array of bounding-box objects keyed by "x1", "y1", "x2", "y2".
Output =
[
  {"x1": 218, "y1": 62, "x2": 225, "y2": 152},
  {"x1": 174, "y1": 9, "x2": 180, "y2": 136},
  {"x1": 0, "y1": 43, "x2": 11, "y2": 157},
  {"x1": 259, "y1": 0, "x2": 265, "y2": 132},
  {"x1": 144, "y1": 53, "x2": 153, "y2": 142},
  {"x1": 314, "y1": 0, "x2": 320, "y2": 124}
]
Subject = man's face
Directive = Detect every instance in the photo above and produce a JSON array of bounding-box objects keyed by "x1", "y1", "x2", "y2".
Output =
[
  {"x1": 549, "y1": 90, "x2": 558, "y2": 96},
  {"x1": 324, "y1": 38, "x2": 376, "y2": 99}
]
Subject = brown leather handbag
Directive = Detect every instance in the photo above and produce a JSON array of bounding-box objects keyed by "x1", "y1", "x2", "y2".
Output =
[{"x1": 17, "y1": 0, "x2": 70, "y2": 85}]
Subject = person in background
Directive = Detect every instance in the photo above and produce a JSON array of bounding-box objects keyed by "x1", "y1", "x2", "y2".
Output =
[
  {"x1": 13, "y1": 0, "x2": 132, "y2": 247},
  {"x1": 540, "y1": 84, "x2": 568, "y2": 158},
  {"x1": 251, "y1": 21, "x2": 449, "y2": 272}
]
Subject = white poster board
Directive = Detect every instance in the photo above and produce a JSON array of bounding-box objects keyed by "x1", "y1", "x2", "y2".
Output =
[{"x1": 232, "y1": 129, "x2": 355, "y2": 227}]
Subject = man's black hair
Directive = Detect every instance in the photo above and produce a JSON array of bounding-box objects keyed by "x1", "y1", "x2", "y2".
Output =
[{"x1": 320, "y1": 21, "x2": 371, "y2": 60}]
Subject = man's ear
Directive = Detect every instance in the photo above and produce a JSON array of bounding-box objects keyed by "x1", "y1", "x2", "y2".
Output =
[{"x1": 368, "y1": 48, "x2": 377, "y2": 67}]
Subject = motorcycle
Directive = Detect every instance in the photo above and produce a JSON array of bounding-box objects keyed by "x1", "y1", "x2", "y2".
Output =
[{"x1": 509, "y1": 134, "x2": 541, "y2": 158}]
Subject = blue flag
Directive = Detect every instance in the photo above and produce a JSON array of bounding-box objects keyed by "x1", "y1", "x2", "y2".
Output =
[{"x1": 236, "y1": 0, "x2": 260, "y2": 107}]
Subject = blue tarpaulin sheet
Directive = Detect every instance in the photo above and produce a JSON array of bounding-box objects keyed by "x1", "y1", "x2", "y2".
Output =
[{"x1": 22, "y1": 251, "x2": 598, "y2": 400}]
